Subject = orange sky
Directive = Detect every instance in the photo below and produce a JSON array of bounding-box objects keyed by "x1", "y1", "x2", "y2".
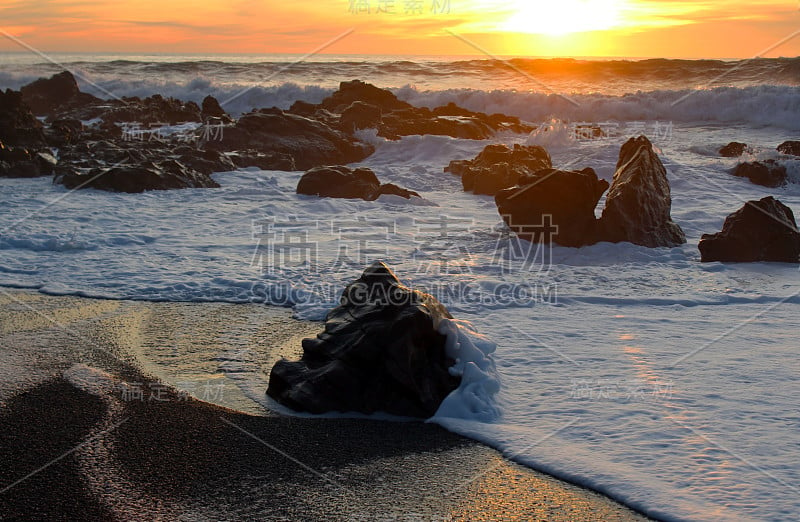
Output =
[{"x1": 0, "y1": 0, "x2": 798, "y2": 58}]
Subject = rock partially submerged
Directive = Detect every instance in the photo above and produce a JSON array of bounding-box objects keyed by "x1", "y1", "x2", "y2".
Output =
[
  {"x1": 699, "y1": 197, "x2": 800, "y2": 263},
  {"x1": 296, "y1": 165, "x2": 420, "y2": 201},
  {"x1": 490, "y1": 136, "x2": 685, "y2": 248},
  {"x1": 292, "y1": 80, "x2": 533, "y2": 140},
  {"x1": 598, "y1": 136, "x2": 686, "y2": 247},
  {"x1": 719, "y1": 142, "x2": 748, "y2": 157},
  {"x1": 777, "y1": 140, "x2": 800, "y2": 156},
  {"x1": 731, "y1": 160, "x2": 787, "y2": 188},
  {"x1": 319, "y1": 79, "x2": 411, "y2": 113},
  {"x1": 100, "y1": 94, "x2": 202, "y2": 126},
  {"x1": 446, "y1": 144, "x2": 552, "y2": 195},
  {"x1": 20, "y1": 71, "x2": 100, "y2": 116},
  {"x1": 0, "y1": 142, "x2": 56, "y2": 178},
  {"x1": 56, "y1": 161, "x2": 220, "y2": 193},
  {"x1": 200, "y1": 95, "x2": 232, "y2": 123},
  {"x1": 267, "y1": 262, "x2": 460, "y2": 417},
  {"x1": 495, "y1": 168, "x2": 608, "y2": 247},
  {"x1": 207, "y1": 108, "x2": 374, "y2": 170},
  {"x1": 0, "y1": 90, "x2": 55, "y2": 178}
]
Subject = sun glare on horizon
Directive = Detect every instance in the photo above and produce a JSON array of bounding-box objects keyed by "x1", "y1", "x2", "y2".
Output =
[{"x1": 502, "y1": 0, "x2": 627, "y2": 36}]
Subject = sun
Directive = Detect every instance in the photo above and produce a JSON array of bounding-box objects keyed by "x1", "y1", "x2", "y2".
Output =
[{"x1": 502, "y1": 0, "x2": 626, "y2": 36}]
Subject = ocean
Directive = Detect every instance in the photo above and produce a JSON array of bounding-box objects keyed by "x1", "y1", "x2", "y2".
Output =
[{"x1": 1, "y1": 53, "x2": 799, "y2": 521}]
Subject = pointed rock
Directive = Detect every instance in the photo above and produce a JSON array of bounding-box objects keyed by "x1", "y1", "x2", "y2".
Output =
[
  {"x1": 699, "y1": 197, "x2": 800, "y2": 263},
  {"x1": 598, "y1": 136, "x2": 686, "y2": 247},
  {"x1": 267, "y1": 262, "x2": 459, "y2": 417}
]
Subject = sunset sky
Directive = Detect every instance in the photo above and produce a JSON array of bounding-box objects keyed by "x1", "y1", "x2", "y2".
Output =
[{"x1": 1, "y1": 0, "x2": 798, "y2": 58}]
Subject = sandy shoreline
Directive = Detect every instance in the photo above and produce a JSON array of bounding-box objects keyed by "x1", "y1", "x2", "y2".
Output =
[{"x1": 0, "y1": 288, "x2": 651, "y2": 520}]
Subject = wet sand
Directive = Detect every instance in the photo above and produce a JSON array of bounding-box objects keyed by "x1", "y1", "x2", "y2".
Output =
[{"x1": 0, "y1": 289, "x2": 652, "y2": 520}]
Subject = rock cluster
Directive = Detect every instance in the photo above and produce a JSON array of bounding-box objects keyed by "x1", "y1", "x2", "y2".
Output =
[
  {"x1": 290, "y1": 80, "x2": 533, "y2": 140},
  {"x1": 456, "y1": 136, "x2": 685, "y2": 248},
  {"x1": 3, "y1": 73, "x2": 530, "y2": 192}
]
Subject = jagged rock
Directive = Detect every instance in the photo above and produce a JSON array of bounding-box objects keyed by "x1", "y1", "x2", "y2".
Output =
[
  {"x1": 296, "y1": 165, "x2": 418, "y2": 201},
  {"x1": 35, "y1": 151, "x2": 58, "y2": 175},
  {"x1": 339, "y1": 101, "x2": 383, "y2": 132},
  {"x1": 719, "y1": 142, "x2": 748, "y2": 157},
  {"x1": 201, "y1": 95, "x2": 229, "y2": 121},
  {"x1": 495, "y1": 168, "x2": 609, "y2": 247},
  {"x1": 301, "y1": 80, "x2": 532, "y2": 140},
  {"x1": 0, "y1": 158, "x2": 40, "y2": 178},
  {"x1": 433, "y1": 102, "x2": 529, "y2": 133},
  {"x1": 446, "y1": 144, "x2": 552, "y2": 195},
  {"x1": 320, "y1": 79, "x2": 412, "y2": 113},
  {"x1": 55, "y1": 160, "x2": 219, "y2": 192},
  {"x1": 267, "y1": 262, "x2": 460, "y2": 417},
  {"x1": 229, "y1": 150, "x2": 296, "y2": 171},
  {"x1": 0, "y1": 141, "x2": 56, "y2": 178},
  {"x1": 574, "y1": 125, "x2": 606, "y2": 140},
  {"x1": 376, "y1": 183, "x2": 421, "y2": 200},
  {"x1": 174, "y1": 146, "x2": 236, "y2": 175},
  {"x1": 378, "y1": 108, "x2": 494, "y2": 140},
  {"x1": 101, "y1": 94, "x2": 202, "y2": 125},
  {"x1": 699, "y1": 197, "x2": 800, "y2": 263},
  {"x1": 207, "y1": 108, "x2": 373, "y2": 170},
  {"x1": 0, "y1": 89, "x2": 46, "y2": 148},
  {"x1": 598, "y1": 136, "x2": 686, "y2": 247},
  {"x1": 44, "y1": 118, "x2": 84, "y2": 147},
  {"x1": 731, "y1": 160, "x2": 787, "y2": 188},
  {"x1": 20, "y1": 71, "x2": 100, "y2": 116},
  {"x1": 777, "y1": 140, "x2": 800, "y2": 156}
]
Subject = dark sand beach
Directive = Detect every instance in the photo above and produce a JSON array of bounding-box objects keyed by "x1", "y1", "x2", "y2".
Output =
[{"x1": 0, "y1": 289, "x2": 650, "y2": 520}]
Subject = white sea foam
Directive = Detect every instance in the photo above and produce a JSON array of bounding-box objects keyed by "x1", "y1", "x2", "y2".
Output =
[
  {"x1": 1, "y1": 58, "x2": 800, "y2": 519},
  {"x1": 432, "y1": 318, "x2": 501, "y2": 422}
]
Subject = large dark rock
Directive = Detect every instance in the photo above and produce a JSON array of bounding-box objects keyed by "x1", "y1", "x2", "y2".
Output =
[
  {"x1": 55, "y1": 160, "x2": 219, "y2": 192},
  {"x1": 174, "y1": 146, "x2": 236, "y2": 175},
  {"x1": 207, "y1": 109, "x2": 374, "y2": 170},
  {"x1": 44, "y1": 118, "x2": 85, "y2": 147},
  {"x1": 719, "y1": 142, "x2": 748, "y2": 157},
  {"x1": 777, "y1": 140, "x2": 800, "y2": 156},
  {"x1": 201, "y1": 95, "x2": 228, "y2": 120},
  {"x1": 598, "y1": 136, "x2": 686, "y2": 247},
  {"x1": 229, "y1": 150, "x2": 296, "y2": 171},
  {"x1": 339, "y1": 101, "x2": 383, "y2": 132},
  {"x1": 495, "y1": 168, "x2": 609, "y2": 247},
  {"x1": 296, "y1": 165, "x2": 419, "y2": 201},
  {"x1": 101, "y1": 94, "x2": 202, "y2": 125},
  {"x1": 0, "y1": 142, "x2": 51, "y2": 178},
  {"x1": 297, "y1": 80, "x2": 532, "y2": 141},
  {"x1": 267, "y1": 262, "x2": 460, "y2": 417},
  {"x1": 446, "y1": 143, "x2": 552, "y2": 195},
  {"x1": 731, "y1": 160, "x2": 787, "y2": 188},
  {"x1": 0, "y1": 89, "x2": 46, "y2": 148},
  {"x1": 20, "y1": 71, "x2": 100, "y2": 116},
  {"x1": 319, "y1": 80, "x2": 412, "y2": 113},
  {"x1": 378, "y1": 107, "x2": 495, "y2": 140},
  {"x1": 699, "y1": 197, "x2": 800, "y2": 263}
]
